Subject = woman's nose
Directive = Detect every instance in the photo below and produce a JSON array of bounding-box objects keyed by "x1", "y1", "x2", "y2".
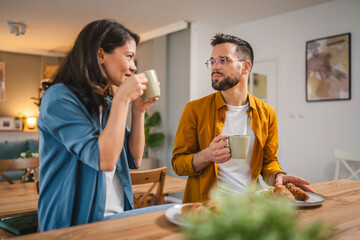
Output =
[{"x1": 130, "y1": 61, "x2": 137, "y2": 73}]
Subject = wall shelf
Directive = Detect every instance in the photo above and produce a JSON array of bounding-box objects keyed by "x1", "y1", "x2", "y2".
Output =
[{"x1": 0, "y1": 130, "x2": 38, "y2": 133}]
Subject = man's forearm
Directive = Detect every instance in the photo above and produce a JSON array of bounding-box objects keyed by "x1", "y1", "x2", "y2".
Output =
[{"x1": 192, "y1": 148, "x2": 211, "y2": 172}]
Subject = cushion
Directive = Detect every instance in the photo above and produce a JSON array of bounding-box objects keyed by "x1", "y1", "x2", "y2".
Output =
[
  {"x1": 26, "y1": 140, "x2": 39, "y2": 153},
  {"x1": 0, "y1": 213, "x2": 38, "y2": 236},
  {"x1": 0, "y1": 141, "x2": 28, "y2": 159}
]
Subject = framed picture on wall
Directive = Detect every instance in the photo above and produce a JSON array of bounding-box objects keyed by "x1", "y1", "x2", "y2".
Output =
[
  {"x1": 0, "y1": 117, "x2": 14, "y2": 130},
  {"x1": 0, "y1": 61, "x2": 5, "y2": 101},
  {"x1": 306, "y1": 33, "x2": 351, "y2": 102}
]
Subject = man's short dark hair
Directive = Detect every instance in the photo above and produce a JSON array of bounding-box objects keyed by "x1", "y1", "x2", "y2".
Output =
[{"x1": 211, "y1": 33, "x2": 254, "y2": 67}]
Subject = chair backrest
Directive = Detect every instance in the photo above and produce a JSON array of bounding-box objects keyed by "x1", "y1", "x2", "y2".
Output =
[
  {"x1": 130, "y1": 166, "x2": 167, "y2": 209},
  {"x1": 33, "y1": 167, "x2": 39, "y2": 194},
  {"x1": 334, "y1": 149, "x2": 360, "y2": 162},
  {"x1": 0, "y1": 157, "x2": 39, "y2": 184}
]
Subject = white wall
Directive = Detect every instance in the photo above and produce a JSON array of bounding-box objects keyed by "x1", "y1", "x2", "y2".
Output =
[
  {"x1": 129, "y1": 29, "x2": 191, "y2": 180},
  {"x1": 189, "y1": 22, "x2": 222, "y2": 100},
  {"x1": 166, "y1": 28, "x2": 191, "y2": 176},
  {"x1": 192, "y1": 0, "x2": 360, "y2": 183},
  {"x1": 135, "y1": 36, "x2": 168, "y2": 170}
]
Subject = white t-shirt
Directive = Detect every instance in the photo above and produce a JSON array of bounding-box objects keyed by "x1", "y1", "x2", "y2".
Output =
[
  {"x1": 217, "y1": 103, "x2": 255, "y2": 192},
  {"x1": 104, "y1": 168, "x2": 125, "y2": 217}
]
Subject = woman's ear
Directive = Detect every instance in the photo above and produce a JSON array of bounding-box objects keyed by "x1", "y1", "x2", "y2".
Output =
[{"x1": 98, "y1": 48, "x2": 105, "y2": 64}]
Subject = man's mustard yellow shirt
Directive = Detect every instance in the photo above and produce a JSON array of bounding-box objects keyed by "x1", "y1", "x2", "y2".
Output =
[{"x1": 172, "y1": 91, "x2": 282, "y2": 203}]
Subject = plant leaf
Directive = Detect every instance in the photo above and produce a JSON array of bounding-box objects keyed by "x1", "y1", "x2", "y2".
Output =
[
  {"x1": 148, "y1": 133, "x2": 165, "y2": 148},
  {"x1": 146, "y1": 112, "x2": 161, "y2": 127},
  {"x1": 145, "y1": 126, "x2": 150, "y2": 140}
]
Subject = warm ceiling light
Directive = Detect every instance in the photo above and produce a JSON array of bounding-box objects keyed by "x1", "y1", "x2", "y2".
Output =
[{"x1": 8, "y1": 22, "x2": 26, "y2": 36}]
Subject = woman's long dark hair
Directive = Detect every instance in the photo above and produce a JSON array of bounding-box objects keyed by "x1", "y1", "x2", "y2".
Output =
[{"x1": 40, "y1": 19, "x2": 140, "y2": 114}]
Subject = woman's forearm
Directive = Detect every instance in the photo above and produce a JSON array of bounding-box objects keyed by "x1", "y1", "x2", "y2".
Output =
[
  {"x1": 98, "y1": 96, "x2": 130, "y2": 171},
  {"x1": 128, "y1": 108, "x2": 145, "y2": 167}
]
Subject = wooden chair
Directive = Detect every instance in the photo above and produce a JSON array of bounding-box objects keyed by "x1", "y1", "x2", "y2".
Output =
[
  {"x1": 130, "y1": 166, "x2": 167, "y2": 209},
  {"x1": 33, "y1": 167, "x2": 40, "y2": 194},
  {"x1": 334, "y1": 149, "x2": 360, "y2": 180},
  {"x1": 0, "y1": 157, "x2": 39, "y2": 184}
]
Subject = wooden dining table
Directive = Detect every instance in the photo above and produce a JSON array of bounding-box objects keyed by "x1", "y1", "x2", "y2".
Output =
[
  {"x1": 0, "y1": 182, "x2": 38, "y2": 219},
  {"x1": 8, "y1": 179, "x2": 360, "y2": 240},
  {"x1": 0, "y1": 175, "x2": 186, "y2": 220}
]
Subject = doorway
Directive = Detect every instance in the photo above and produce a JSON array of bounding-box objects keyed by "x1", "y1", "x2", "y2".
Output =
[{"x1": 249, "y1": 58, "x2": 278, "y2": 110}]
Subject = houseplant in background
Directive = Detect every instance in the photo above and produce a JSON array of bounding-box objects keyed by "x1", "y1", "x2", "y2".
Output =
[
  {"x1": 14, "y1": 113, "x2": 27, "y2": 130},
  {"x1": 20, "y1": 149, "x2": 39, "y2": 182},
  {"x1": 140, "y1": 111, "x2": 165, "y2": 170}
]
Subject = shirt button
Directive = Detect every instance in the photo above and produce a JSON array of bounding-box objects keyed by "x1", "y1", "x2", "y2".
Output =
[{"x1": 220, "y1": 117, "x2": 224, "y2": 121}]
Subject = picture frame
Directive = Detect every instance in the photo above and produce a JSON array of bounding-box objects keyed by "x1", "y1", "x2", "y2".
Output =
[
  {"x1": 306, "y1": 33, "x2": 351, "y2": 102},
  {"x1": 14, "y1": 119, "x2": 23, "y2": 130},
  {"x1": 0, "y1": 117, "x2": 14, "y2": 130},
  {"x1": 0, "y1": 61, "x2": 5, "y2": 101}
]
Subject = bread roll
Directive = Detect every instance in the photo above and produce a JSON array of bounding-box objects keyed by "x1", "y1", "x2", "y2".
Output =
[
  {"x1": 181, "y1": 202, "x2": 203, "y2": 215},
  {"x1": 272, "y1": 185, "x2": 296, "y2": 202},
  {"x1": 285, "y1": 183, "x2": 309, "y2": 201}
]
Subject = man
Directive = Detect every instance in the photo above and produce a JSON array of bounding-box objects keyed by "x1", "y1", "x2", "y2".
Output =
[{"x1": 172, "y1": 33, "x2": 312, "y2": 203}]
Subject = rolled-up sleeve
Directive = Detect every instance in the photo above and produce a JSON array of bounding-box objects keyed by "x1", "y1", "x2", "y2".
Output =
[
  {"x1": 261, "y1": 105, "x2": 282, "y2": 182},
  {"x1": 172, "y1": 103, "x2": 203, "y2": 177}
]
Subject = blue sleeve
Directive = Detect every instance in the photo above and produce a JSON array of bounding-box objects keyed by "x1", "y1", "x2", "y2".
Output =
[
  {"x1": 39, "y1": 85, "x2": 100, "y2": 171},
  {"x1": 125, "y1": 126, "x2": 138, "y2": 169}
]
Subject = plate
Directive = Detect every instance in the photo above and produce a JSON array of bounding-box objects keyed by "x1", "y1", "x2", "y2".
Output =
[
  {"x1": 258, "y1": 189, "x2": 325, "y2": 207},
  {"x1": 165, "y1": 192, "x2": 325, "y2": 226},
  {"x1": 165, "y1": 204, "x2": 191, "y2": 227},
  {"x1": 295, "y1": 191, "x2": 325, "y2": 207}
]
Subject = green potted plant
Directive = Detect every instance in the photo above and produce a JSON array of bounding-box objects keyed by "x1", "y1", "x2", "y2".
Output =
[
  {"x1": 141, "y1": 111, "x2": 165, "y2": 170},
  {"x1": 182, "y1": 186, "x2": 335, "y2": 240},
  {"x1": 14, "y1": 113, "x2": 27, "y2": 130},
  {"x1": 20, "y1": 149, "x2": 39, "y2": 182}
]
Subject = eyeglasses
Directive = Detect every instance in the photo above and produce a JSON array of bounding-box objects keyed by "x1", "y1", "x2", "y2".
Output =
[{"x1": 205, "y1": 56, "x2": 246, "y2": 69}]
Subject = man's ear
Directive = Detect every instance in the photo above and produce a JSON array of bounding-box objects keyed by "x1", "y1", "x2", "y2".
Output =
[
  {"x1": 98, "y1": 47, "x2": 105, "y2": 64},
  {"x1": 243, "y1": 61, "x2": 252, "y2": 74}
]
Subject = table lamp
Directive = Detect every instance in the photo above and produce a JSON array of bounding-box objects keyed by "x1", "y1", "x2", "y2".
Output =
[{"x1": 26, "y1": 117, "x2": 37, "y2": 130}]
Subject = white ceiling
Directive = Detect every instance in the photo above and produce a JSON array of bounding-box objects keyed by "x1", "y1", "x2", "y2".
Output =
[{"x1": 0, "y1": 0, "x2": 333, "y2": 54}]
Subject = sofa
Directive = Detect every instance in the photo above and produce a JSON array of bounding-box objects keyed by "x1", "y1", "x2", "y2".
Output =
[{"x1": 0, "y1": 139, "x2": 39, "y2": 182}]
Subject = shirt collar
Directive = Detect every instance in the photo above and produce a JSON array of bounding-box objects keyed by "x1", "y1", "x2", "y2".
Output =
[
  {"x1": 215, "y1": 91, "x2": 226, "y2": 110},
  {"x1": 215, "y1": 91, "x2": 255, "y2": 110},
  {"x1": 247, "y1": 92, "x2": 255, "y2": 110}
]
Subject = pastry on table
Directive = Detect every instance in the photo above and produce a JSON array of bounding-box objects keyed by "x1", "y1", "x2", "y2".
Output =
[
  {"x1": 285, "y1": 183, "x2": 309, "y2": 201},
  {"x1": 268, "y1": 185, "x2": 296, "y2": 202}
]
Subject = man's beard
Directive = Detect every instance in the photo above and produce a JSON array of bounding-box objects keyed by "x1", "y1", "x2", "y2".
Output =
[{"x1": 211, "y1": 72, "x2": 240, "y2": 91}]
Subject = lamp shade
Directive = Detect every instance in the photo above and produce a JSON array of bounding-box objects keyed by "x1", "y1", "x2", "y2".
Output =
[{"x1": 26, "y1": 117, "x2": 37, "y2": 129}]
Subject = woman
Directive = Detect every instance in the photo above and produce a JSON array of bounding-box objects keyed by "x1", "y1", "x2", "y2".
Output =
[{"x1": 37, "y1": 19, "x2": 157, "y2": 231}]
